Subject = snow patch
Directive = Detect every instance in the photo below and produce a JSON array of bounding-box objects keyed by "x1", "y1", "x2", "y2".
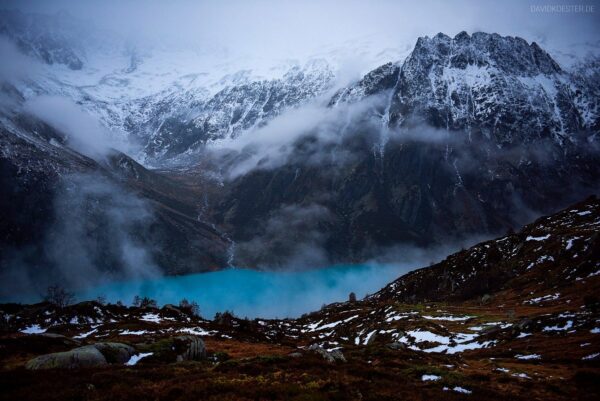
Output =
[
  {"x1": 20, "y1": 324, "x2": 46, "y2": 334},
  {"x1": 526, "y1": 234, "x2": 550, "y2": 241},
  {"x1": 125, "y1": 352, "x2": 153, "y2": 366}
]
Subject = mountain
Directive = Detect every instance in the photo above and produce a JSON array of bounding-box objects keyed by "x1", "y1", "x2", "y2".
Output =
[
  {"x1": 130, "y1": 59, "x2": 335, "y2": 164},
  {"x1": 1, "y1": 11, "x2": 599, "y2": 276},
  {"x1": 214, "y1": 32, "x2": 599, "y2": 268},
  {"x1": 0, "y1": 83, "x2": 231, "y2": 295},
  {"x1": 334, "y1": 31, "x2": 598, "y2": 146},
  {"x1": 1, "y1": 196, "x2": 598, "y2": 400}
]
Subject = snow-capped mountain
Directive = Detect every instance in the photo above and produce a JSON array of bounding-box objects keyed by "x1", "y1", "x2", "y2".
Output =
[
  {"x1": 213, "y1": 32, "x2": 600, "y2": 268},
  {"x1": 0, "y1": 8, "x2": 599, "y2": 274},
  {"x1": 1, "y1": 10, "x2": 405, "y2": 166},
  {"x1": 333, "y1": 31, "x2": 599, "y2": 147},
  {"x1": 126, "y1": 59, "x2": 336, "y2": 163}
]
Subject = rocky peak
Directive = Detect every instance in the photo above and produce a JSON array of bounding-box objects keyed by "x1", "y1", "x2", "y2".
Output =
[
  {"x1": 385, "y1": 31, "x2": 594, "y2": 145},
  {"x1": 409, "y1": 31, "x2": 561, "y2": 76}
]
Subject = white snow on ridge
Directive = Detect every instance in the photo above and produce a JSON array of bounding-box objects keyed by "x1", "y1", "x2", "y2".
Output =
[
  {"x1": 178, "y1": 327, "x2": 215, "y2": 336},
  {"x1": 515, "y1": 354, "x2": 541, "y2": 360},
  {"x1": 140, "y1": 313, "x2": 161, "y2": 323},
  {"x1": 74, "y1": 328, "x2": 98, "y2": 339},
  {"x1": 423, "y1": 315, "x2": 473, "y2": 321},
  {"x1": 120, "y1": 329, "x2": 149, "y2": 335},
  {"x1": 406, "y1": 330, "x2": 451, "y2": 345},
  {"x1": 526, "y1": 234, "x2": 551, "y2": 242},
  {"x1": 525, "y1": 293, "x2": 560, "y2": 304},
  {"x1": 543, "y1": 320, "x2": 573, "y2": 332}
]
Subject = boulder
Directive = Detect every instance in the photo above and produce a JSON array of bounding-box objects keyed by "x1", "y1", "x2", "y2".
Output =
[
  {"x1": 174, "y1": 336, "x2": 206, "y2": 361},
  {"x1": 93, "y1": 342, "x2": 136, "y2": 364},
  {"x1": 25, "y1": 342, "x2": 136, "y2": 370},
  {"x1": 365, "y1": 331, "x2": 378, "y2": 346},
  {"x1": 143, "y1": 335, "x2": 206, "y2": 363},
  {"x1": 161, "y1": 304, "x2": 183, "y2": 318},
  {"x1": 25, "y1": 345, "x2": 107, "y2": 370},
  {"x1": 481, "y1": 294, "x2": 493, "y2": 305},
  {"x1": 307, "y1": 344, "x2": 346, "y2": 363}
]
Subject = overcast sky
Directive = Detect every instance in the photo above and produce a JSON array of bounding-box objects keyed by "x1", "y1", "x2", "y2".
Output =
[{"x1": 2, "y1": 0, "x2": 599, "y2": 61}]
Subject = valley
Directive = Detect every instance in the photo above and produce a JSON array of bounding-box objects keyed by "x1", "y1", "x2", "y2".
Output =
[
  {"x1": 0, "y1": 2, "x2": 599, "y2": 400},
  {"x1": 1, "y1": 196, "x2": 598, "y2": 400}
]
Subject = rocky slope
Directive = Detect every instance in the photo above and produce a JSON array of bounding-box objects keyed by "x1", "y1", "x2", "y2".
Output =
[{"x1": 1, "y1": 196, "x2": 598, "y2": 400}]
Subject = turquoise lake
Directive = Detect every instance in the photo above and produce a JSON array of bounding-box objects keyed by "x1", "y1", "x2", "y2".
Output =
[{"x1": 77, "y1": 263, "x2": 412, "y2": 319}]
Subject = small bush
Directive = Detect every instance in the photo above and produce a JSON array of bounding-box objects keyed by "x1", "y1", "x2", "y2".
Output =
[
  {"x1": 214, "y1": 310, "x2": 235, "y2": 325},
  {"x1": 132, "y1": 295, "x2": 157, "y2": 308},
  {"x1": 179, "y1": 298, "x2": 200, "y2": 317},
  {"x1": 43, "y1": 285, "x2": 74, "y2": 308}
]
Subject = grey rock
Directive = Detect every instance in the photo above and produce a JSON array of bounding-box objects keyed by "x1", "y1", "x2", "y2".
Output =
[
  {"x1": 174, "y1": 335, "x2": 206, "y2": 361},
  {"x1": 481, "y1": 294, "x2": 493, "y2": 304},
  {"x1": 386, "y1": 342, "x2": 406, "y2": 350},
  {"x1": 24, "y1": 342, "x2": 136, "y2": 370},
  {"x1": 365, "y1": 331, "x2": 378, "y2": 346},
  {"x1": 307, "y1": 344, "x2": 346, "y2": 363},
  {"x1": 516, "y1": 318, "x2": 533, "y2": 331},
  {"x1": 25, "y1": 345, "x2": 108, "y2": 370},
  {"x1": 93, "y1": 342, "x2": 136, "y2": 364}
]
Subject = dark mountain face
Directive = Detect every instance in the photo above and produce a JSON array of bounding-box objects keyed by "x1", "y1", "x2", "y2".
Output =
[
  {"x1": 0, "y1": 90, "x2": 230, "y2": 296},
  {"x1": 215, "y1": 133, "x2": 598, "y2": 268},
  {"x1": 213, "y1": 32, "x2": 600, "y2": 268}
]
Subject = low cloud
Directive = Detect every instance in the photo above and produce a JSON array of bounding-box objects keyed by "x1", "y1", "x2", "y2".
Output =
[
  {"x1": 214, "y1": 93, "x2": 389, "y2": 178},
  {"x1": 23, "y1": 95, "x2": 134, "y2": 159},
  {"x1": 234, "y1": 203, "x2": 334, "y2": 269},
  {"x1": 0, "y1": 173, "x2": 160, "y2": 299},
  {"x1": 0, "y1": 36, "x2": 41, "y2": 83}
]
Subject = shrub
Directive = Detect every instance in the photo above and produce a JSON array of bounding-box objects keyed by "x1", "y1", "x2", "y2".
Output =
[
  {"x1": 132, "y1": 295, "x2": 157, "y2": 308},
  {"x1": 214, "y1": 310, "x2": 234, "y2": 325},
  {"x1": 43, "y1": 285, "x2": 74, "y2": 308},
  {"x1": 179, "y1": 298, "x2": 200, "y2": 317}
]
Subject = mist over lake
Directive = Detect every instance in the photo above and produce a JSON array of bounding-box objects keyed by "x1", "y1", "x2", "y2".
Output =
[{"x1": 76, "y1": 264, "x2": 411, "y2": 319}]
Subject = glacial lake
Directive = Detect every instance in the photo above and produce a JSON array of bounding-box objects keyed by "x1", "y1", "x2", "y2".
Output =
[{"x1": 77, "y1": 264, "x2": 412, "y2": 319}]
